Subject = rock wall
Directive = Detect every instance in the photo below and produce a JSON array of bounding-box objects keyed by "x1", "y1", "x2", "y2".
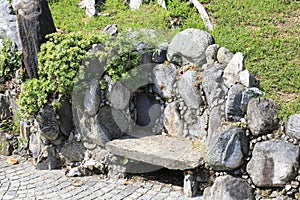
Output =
[{"x1": 1, "y1": 26, "x2": 300, "y2": 199}]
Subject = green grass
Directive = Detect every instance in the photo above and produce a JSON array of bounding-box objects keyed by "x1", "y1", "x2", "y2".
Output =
[{"x1": 49, "y1": 0, "x2": 300, "y2": 120}]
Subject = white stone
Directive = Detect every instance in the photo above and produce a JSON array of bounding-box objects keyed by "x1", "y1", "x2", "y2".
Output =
[{"x1": 223, "y1": 52, "x2": 244, "y2": 87}]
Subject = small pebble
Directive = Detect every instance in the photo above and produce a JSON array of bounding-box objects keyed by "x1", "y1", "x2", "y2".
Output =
[
  {"x1": 291, "y1": 181, "x2": 299, "y2": 188},
  {"x1": 285, "y1": 184, "x2": 292, "y2": 191}
]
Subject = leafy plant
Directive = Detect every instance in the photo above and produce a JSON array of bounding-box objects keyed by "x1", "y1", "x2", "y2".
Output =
[
  {"x1": 0, "y1": 38, "x2": 22, "y2": 81},
  {"x1": 18, "y1": 32, "x2": 106, "y2": 117}
]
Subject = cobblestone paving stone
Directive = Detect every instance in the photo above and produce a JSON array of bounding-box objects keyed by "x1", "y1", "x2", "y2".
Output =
[{"x1": 0, "y1": 156, "x2": 203, "y2": 200}]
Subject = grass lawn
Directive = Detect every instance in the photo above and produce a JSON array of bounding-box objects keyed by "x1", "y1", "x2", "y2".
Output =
[{"x1": 49, "y1": 0, "x2": 300, "y2": 120}]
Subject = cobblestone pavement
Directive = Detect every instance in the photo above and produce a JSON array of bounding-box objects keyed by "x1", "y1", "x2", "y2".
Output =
[{"x1": 0, "y1": 155, "x2": 203, "y2": 200}]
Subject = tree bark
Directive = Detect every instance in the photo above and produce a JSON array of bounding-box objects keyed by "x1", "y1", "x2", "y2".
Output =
[{"x1": 16, "y1": 0, "x2": 56, "y2": 79}]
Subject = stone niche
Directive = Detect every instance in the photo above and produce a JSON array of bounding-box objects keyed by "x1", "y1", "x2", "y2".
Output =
[{"x1": 12, "y1": 28, "x2": 300, "y2": 199}]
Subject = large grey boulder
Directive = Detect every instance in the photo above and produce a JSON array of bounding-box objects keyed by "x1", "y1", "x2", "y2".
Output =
[
  {"x1": 152, "y1": 63, "x2": 177, "y2": 98},
  {"x1": 202, "y1": 64, "x2": 228, "y2": 108},
  {"x1": 203, "y1": 175, "x2": 254, "y2": 200},
  {"x1": 286, "y1": 114, "x2": 300, "y2": 140},
  {"x1": 206, "y1": 127, "x2": 249, "y2": 171},
  {"x1": 164, "y1": 101, "x2": 184, "y2": 137},
  {"x1": 84, "y1": 79, "x2": 101, "y2": 116},
  {"x1": 167, "y1": 28, "x2": 214, "y2": 67},
  {"x1": 225, "y1": 84, "x2": 244, "y2": 122},
  {"x1": 15, "y1": 0, "x2": 56, "y2": 78},
  {"x1": 247, "y1": 98, "x2": 279, "y2": 136},
  {"x1": 178, "y1": 70, "x2": 204, "y2": 109},
  {"x1": 0, "y1": 0, "x2": 22, "y2": 49},
  {"x1": 247, "y1": 140, "x2": 299, "y2": 187}
]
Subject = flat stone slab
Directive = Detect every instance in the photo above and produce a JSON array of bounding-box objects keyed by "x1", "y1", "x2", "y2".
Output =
[{"x1": 105, "y1": 135, "x2": 205, "y2": 170}]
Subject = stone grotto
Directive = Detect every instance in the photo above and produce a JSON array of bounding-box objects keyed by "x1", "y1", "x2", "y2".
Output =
[{"x1": 1, "y1": 1, "x2": 300, "y2": 199}]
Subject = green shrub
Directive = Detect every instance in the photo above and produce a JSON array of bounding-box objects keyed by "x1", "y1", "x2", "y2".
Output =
[
  {"x1": 0, "y1": 38, "x2": 22, "y2": 81},
  {"x1": 18, "y1": 32, "x2": 106, "y2": 117}
]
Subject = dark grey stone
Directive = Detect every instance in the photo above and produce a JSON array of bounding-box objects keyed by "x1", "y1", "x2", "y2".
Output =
[
  {"x1": 60, "y1": 142, "x2": 86, "y2": 163},
  {"x1": 152, "y1": 63, "x2": 177, "y2": 98},
  {"x1": 202, "y1": 64, "x2": 228, "y2": 108},
  {"x1": 241, "y1": 87, "x2": 262, "y2": 113},
  {"x1": 134, "y1": 41, "x2": 153, "y2": 65},
  {"x1": 37, "y1": 105, "x2": 60, "y2": 141},
  {"x1": 207, "y1": 104, "x2": 226, "y2": 141},
  {"x1": 97, "y1": 106, "x2": 123, "y2": 139},
  {"x1": 247, "y1": 98, "x2": 279, "y2": 136},
  {"x1": 206, "y1": 127, "x2": 248, "y2": 171},
  {"x1": 286, "y1": 114, "x2": 300, "y2": 140},
  {"x1": 167, "y1": 28, "x2": 214, "y2": 67},
  {"x1": 225, "y1": 84, "x2": 244, "y2": 122},
  {"x1": 105, "y1": 135, "x2": 205, "y2": 170},
  {"x1": 178, "y1": 70, "x2": 204, "y2": 109},
  {"x1": 15, "y1": 0, "x2": 56, "y2": 78},
  {"x1": 0, "y1": 0, "x2": 22, "y2": 49},
  {"x1": 247, "y1": 140, "x2": 299, "y2": 187},
  {"x1": 84, "y1": 79, "x2": 101, "y2": 116},
  {"x1": 152, "y1": 42, "x2": 168, "y2": 63},
  {"x1": 203, "y1": 175, "x2": 254, "y2": 200},
  {"x1": 134, "y1": 93, "x2": 161, "y2": 127},
  {"x1": 57, "y1": 101, "x2": 72, "y2": 137},
  {"x1": 205, "y1": 44, "x2": 219, "y2": 65}
]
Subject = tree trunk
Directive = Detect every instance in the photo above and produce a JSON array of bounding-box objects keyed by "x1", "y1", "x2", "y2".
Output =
[{"x1": 15, "y1": 0, "x2": 56, "y2": 79}]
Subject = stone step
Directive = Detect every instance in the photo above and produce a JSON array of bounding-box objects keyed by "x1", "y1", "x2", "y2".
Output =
[{"x1": 105, "y1": 135, "x2": 205, "y2": 170}]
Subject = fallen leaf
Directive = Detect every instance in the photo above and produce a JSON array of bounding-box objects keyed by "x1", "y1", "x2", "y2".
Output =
[
  {"x1": 73, "y1": 180, "x2": 84, "y2": 187},
  {"x1": 7, "y1": 157, "x2": 18, "y2": 165}
]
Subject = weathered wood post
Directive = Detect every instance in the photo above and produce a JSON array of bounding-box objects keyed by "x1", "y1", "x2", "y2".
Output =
[{"x1": 15, "y1": 0, "x2": 56, "y2": 79}]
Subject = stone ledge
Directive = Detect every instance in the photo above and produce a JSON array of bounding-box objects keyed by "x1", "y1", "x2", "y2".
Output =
[{"x1": 105, "y1": 135, "x2": 205, "y2": 170}]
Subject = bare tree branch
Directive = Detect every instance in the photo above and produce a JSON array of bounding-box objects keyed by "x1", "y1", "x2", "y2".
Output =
[{"x1": 189, "y1": 0, "x2": 214, "y2": 31}]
